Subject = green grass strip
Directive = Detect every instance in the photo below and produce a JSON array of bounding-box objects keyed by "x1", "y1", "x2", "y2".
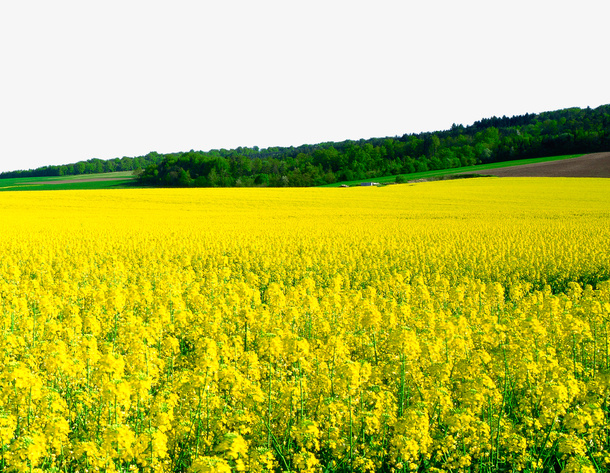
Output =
[{"x1": 319, "y1": 154, "x2": 584, "y2": 187}]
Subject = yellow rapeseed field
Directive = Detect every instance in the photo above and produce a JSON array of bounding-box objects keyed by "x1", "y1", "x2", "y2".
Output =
[{"x1": 1, "y1": 178, "x2": 610, "y2": 473}]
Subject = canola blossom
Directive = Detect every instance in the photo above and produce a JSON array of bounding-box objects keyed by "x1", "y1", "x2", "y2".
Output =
[{"x1": 1, "y1": 178, "x2": 610, "y2": 473}]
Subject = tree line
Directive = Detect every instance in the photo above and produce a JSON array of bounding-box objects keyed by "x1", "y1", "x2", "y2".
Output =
[
  {"x1": 0, "y1": 154, "x2": 165, "y2": 179},
  {"x1": 3, "y1": 105, "x2": 608, "y2": 186},
  {"x1": 138, "y1": 105, "x2": 610, "y2": 187}
]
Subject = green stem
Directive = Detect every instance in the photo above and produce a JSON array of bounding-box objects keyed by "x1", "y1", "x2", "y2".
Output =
[
  {"x1": 298, "y1": 360, "x2": 304, "y2": 421},
  {"x1": 349, "y1": 394, "x2": 353, "y2": 473},
  {"x1": 267, "y1": 365, "x2": 272, "y2": 448},
  {"x1": 398, "y1": 353, "x2": 405, "y2": 418}
]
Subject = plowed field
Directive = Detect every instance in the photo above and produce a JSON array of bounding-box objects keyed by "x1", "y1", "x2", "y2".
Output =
[{"x1": 481, "y1": 152, "x2": 610, "y2": 177}]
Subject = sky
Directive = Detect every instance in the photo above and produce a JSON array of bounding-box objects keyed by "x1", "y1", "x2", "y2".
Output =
[{"x1": 0, "y1": 0, "x2": 607, "y2": 173}]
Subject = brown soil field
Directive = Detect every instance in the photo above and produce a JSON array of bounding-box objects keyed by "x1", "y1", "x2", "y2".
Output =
[
  {"x1": 27, "y1": 177, "x2": 132, "y2": 185},
  {"x1": 481, "y1": 152, "x2": 610, "y2": 177}
]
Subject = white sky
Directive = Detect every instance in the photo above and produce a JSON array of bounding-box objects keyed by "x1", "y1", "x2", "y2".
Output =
[{"x1": 0, "y1": 0, "x2": 607, "y2": 173}]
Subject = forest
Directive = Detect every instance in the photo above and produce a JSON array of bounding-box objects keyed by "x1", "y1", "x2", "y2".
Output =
[
  {"x1": 137, "y1": 105, "x2": 610, "y2": 187},
  {"x1": 2, "y1": 105, "x2": 608, "y2": 186}
]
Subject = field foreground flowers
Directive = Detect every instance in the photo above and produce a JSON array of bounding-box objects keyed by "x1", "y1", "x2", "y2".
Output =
[{"x1": 1, "y1": 178, "x2": 610, "y2": 473}]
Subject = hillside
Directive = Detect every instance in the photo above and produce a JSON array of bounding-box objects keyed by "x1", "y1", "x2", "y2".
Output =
[
  {"x1": 2, "y1": 104, "x2": 609, "y2": 186},
  {"x1": 0, "y1": 171, "x2": 138, "y2": 192},
  {"x1": 138, "y1": 105, "x2": 610, "y2": 187},
  {"x1": 0, "y1": 154, "x2": 163, "y2": 180}
]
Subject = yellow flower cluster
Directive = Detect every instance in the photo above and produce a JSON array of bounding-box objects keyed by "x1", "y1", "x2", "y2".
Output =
[{"x1": 0, "y1": 178, "x2": 609, "y2": 472}]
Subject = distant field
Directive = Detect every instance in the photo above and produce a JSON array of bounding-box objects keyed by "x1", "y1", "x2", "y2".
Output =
[
  {"x1": 321, "y1": 154, "x2": 585, "y2": 187},
  {"x1": 0, "y1": 171, "x2": 138, "y2": 191},
  {"x1": 2, "y1": 152, "x2": 606, "y2": 191}
]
